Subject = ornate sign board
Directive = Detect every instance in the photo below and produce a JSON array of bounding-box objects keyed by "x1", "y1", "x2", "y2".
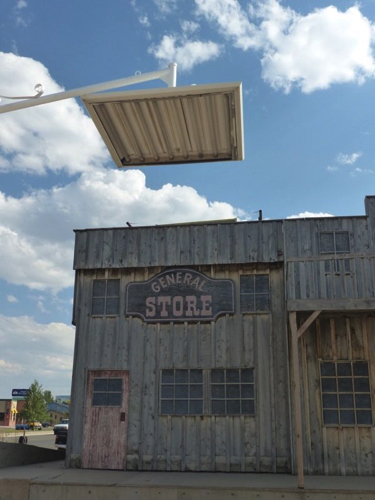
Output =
[{"x1": 126, "y1": 269, "x2": 235, "y2": 323}]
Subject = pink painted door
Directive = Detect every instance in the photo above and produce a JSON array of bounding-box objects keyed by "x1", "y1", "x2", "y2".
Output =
[{"x1": 82, "y1": 370, "x2": 129, "y2": 469}]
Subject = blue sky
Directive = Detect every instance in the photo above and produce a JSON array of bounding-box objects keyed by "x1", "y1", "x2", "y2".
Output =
[{"x1": 1, "y1": 0, "x2": 375, "y2": 398}]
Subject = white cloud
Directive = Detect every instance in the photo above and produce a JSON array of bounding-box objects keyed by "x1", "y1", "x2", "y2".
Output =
[
  {"x1": 154, "y1": 0, "x2": 177, "y2": 14},
  {"x1": 0, "y1": 168, "x2": 242, "y2": 292},
  {"x1": 139, "y1": 15, "x2": 150, "y2": 27},
  {"x1": 195, "y1": 0, "x2": 375, "y2": 93},
  {"x1": 149, "y1": 35, "x2": 221, "y2": 71},
  {"x1": 181, "y1": 20, "x2": 200, "y2": 34},
  {"x1": 326, "y1": 165, "x2": 339, "y2": 172},
  {"x1": 6, "y1": 295, "x2": 18, "y2": 303},
  {"x1": 0, "y1": 315, "x2": 74, "y2": 397},
  {"x1": 0, "y1": 52, "x2": 109, "y2": 175},
  {"x1": 337, "y1": 152, "x2": 362, "y2": 165},
  {"x1": 351, "y1": 167, "x2": 374, "y2": 176},
  {"x1": 287, "y1": 211, "x2": 334, "y2": 219}
]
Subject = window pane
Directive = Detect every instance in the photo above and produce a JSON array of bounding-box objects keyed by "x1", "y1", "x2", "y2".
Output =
[
  {"x1": 340, "y1": 410, "x2": 355, "y2": 425},
  {"x1": 161, "y1": 400, "x2": 173, "y2": 414},
  {"x1": 241, "y1": 384, "x2": 254, "y2": 399},
  {"x1": 212, "y1": 400, "x2": 225, "y2": 414},
  {"x1": 162, "y1": 370, "x2": 174, "y2": 383},
  {"x1": 321, "y1": 362, "x2": 336, "y2": 376},
  {"x1": 320, "y1": 233, "x2": 334, "y2": 253},
  {"x1": 353, "y1": 362, "x2": 369, "y2": 376},
  {"x1": 106, "y1": 298, "x2": 119, "y2": 315},
  {"x1": 189, "y1": 385, "x2": 203, "y2": 399},
  {"x1": 211, "y1": 369, "x2": 224, "y2": 383},
  {"x1": 241, "y1": 400, "x2": 255, "y2": 414},
  {"x1": 226, "y1": 370, "x2": 240, "y2": 383},
  {"x1": 323, "y1": 410, "x2": 339, "y2": 424},
  {"x1": 175, "y1": 400, "x2": 188, "y2": 414},
  {"x1": 240, "y1": 294, "x2": 255, "y2": 312},
  {"x1": 93, "y1": 393, "x2": 107, "y2": 406},
  {"x1": 255, "y1": 275, "x2": 269, "y2": 293},
  {"x1": 107, "y1": 280, "x2": 119, "y2": 296},
  {"x1": 240, "y1": 276, "x2": 254, "y2": 294},
  {"x1": 175, "y1": 370, "x2": 188, "y2": 383},
  {"x1": 227, "y1": 384, "x2": 240, "y2": 398},
  {"x1": 175, "y1": 385, "x2": 188, "y2": 398},
  {"x1": 241, "y1": 369, "x2": 254, "y2": 383},
  {"x1": 92, "y1": 298, "x2": 105, "y2": 315},
  {"x1": 339, "y1": 394, "x2": 354, "y2": 409},
  {"x1": 108, "y1": 393, "x2": 122, "y2": 406},
  {"x1": 355, "y1": 394, "x2": 371, "y2": 409},
  {"x1": 108, "y1": 379, "x2": 122, "y2": 392},
  {"x1": 227, "y1": 400, "x2": 241, "y2": 414},
  {"x1": 161, "y1": 385, "x2": 174, "y2": 398},
  {"x1": 93, "y1": 378, "x2": 108, "y2": 391},
  {"x1": 335, "y1": 232, "x2": 350, "y2": 253},
  {"x1": 212, "y1": 385, "x2": 225, "y2": 398},
  {"x1": 190, "y1": 369, "x2": 202, "y2": 383},
  {"x1": 190, "y1": 401, "x2": 203, "y2": 414},
  {"x1": 356, "y1": 410, "x2": 372, "y2": 425},
  {"x1": 93, "y1": 280, "x2": 106, "y2": 297},
  {"x1": 255, "y1": 294, "x2": 270, "y2": 312},
  {"x1": 337, "y1": 363, "x2": 352, "y2": 376},
  {"x1": 354, "y1": 378, "x2": 370, "y2": 392},
  {"x1": 322, "y1": 378, "x2": 337, "y2": 392},
  {"x1": 323, "y1": 394, "x2": 338, "y2": 408},
  {"x1": 338, "y1": 378, "x2": 353, "y2": 392}
]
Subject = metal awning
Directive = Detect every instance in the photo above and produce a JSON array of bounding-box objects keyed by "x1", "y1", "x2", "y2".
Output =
[{"x1": 82, "y1": 82, "x2": 244, "y2": 168}]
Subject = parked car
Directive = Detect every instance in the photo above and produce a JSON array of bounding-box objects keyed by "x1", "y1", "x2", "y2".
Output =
[
  {"x1": 53, "y1": 419, "x2": 69, "y2": 435},
  {"x1": 15, "y1": 423, "x2": 29, "y2": 430},
  {"x1": 42, "y1": 422, "x2": 51, "y2": 428},
  {"x1": 28, "y1": 421, "x2": 42, "y2": 430}
]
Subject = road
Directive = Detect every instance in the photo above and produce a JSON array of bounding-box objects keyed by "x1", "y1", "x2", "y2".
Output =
[{"x1": 3, "y1": 432, "x2": 56, "y2": 449}]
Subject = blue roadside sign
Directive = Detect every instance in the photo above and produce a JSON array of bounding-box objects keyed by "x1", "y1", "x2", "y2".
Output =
[{"x1": 12, "y1": 389, "x2": 28, "y2": 397}]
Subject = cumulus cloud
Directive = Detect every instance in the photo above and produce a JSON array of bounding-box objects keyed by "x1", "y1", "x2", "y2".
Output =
[
  {"x1": 287, "y1": 211, "x2": 334, "y2": 219},
  {"x1": 195, "y1": 0, "x2": 375, "y2": 93},
  {"x1": 6, "y1": 295, "x2": 18, "y2": 303},
  {"x1": 139, "y1": 15, "x2": 150, "y2": 27},
  {"x1": 0, "y1": 52, "x2": 109, "y2": 175},
  {"x1": 149, "y1": 34, "x2": 221, "y2": 71},
  {"x1": 337, "y1": 152, "x2": 362, "y2": 165},
  {"x1": 0, "y1": 315, "x2": 74, "y2": 396},
  {"x1": 154, "y1": 0, "x2": 177, "y2": 15},
  {"x1": 181, "y1": 20, "x2": 200, "y2": 34},
  {"x1": 0, "y1": 169, "x2": 242, "y2": 292}
]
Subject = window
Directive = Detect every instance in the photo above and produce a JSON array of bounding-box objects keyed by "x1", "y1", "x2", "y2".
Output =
[
  {"x1": 319, "y1": 231, "x2": 350, "y2": 274},
  {"x1": 240, "y1": 275, "x2": 270, "y2": 313},
  {"x1": 160, "y1": 369, "x2": 203, "y2": 415},
  {"x1": 92, "y1": 279, "x2": 120, "y2": 316},
  {"x1": 92, "y1": 378, "x2": 123, "y2": 407},
  {"x1": 0, "y1": 412, "x2": 4, "y2": 421},
  {"x1": 320, "y1": 361, "x2": 373, "y2": 426},
  {"x1": 211, "y1": 368, "x2": 255, "y2": 415}
]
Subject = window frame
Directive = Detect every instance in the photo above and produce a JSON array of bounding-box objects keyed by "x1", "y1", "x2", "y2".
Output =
[
  {"x1": 240, "y1": 274, "x2": 270, "y2": 314},
  {"x1": 319, "y1": 231, "x2": 351, "y2": 275},
  {"x1": 92, "y1": 377, "x2": 123, "y2": 407},
  {"x1": 210, "y1": 368, "x2": 255, "y2": 416},
  {"x1": 320, "y1": 360, "x2": 373, "y2": 427},
  {"x1": 160, "y1": 369, "x2": 204, "y2": 415},
  {"x1": 91, "y1": 278, "x2": 120, "y2": 317}
]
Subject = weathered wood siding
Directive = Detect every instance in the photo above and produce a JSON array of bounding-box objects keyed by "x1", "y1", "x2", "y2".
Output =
[
  {"x1": 68, "y1": 264, "x2": 291, "y2": 472},
  {"x1": 73, "y1": 221, "x2": 284, "y2": 270},
  {"x1": 294, "y1": 314, "x2": 375, "y2": 475}
]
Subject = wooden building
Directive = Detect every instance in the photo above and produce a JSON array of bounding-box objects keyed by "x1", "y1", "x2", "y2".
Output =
[{"x1": 67, "y1": 196, "x2": 375, "y2": 480}]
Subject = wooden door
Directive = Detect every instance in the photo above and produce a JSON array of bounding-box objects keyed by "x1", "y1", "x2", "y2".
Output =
[{"x1": 82, "y1": 370, "x2": 129, "y2": 469}]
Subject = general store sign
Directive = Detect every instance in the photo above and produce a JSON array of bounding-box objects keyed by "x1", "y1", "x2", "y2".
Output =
[{"x1": 126, "y1": 269, "x2": 234, "y2": 322}]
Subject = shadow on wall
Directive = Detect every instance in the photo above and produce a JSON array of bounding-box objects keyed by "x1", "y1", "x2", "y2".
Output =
[{"x1": 0, "y1": 442, "x2": 65, "y2": 468}]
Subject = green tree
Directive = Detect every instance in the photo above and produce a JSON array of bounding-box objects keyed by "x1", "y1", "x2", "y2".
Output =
[
  {"x1": 43, "y1": 390, "x2": 55, "y2": 404},
  {"x1": 20, "y1": 380, "x2": 48, "y2": 428}
]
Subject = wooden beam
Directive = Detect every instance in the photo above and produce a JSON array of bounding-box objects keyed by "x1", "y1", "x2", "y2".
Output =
[
  {"x1": 289, "y1": 311, "x2": 304, "y2": 489},
  {"x1": 297, "y1": 310, "x2": 322, "y2": 339},
  {"x1": 287, "y1": 298, "x2": 375, "y2": 312}
]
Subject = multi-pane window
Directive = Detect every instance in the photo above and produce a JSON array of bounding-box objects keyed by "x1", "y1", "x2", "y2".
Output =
[
  {"x1": 240, "y1": 275, "x2": 270, "y2": 313},
  {"x1": 319, "y1": 231, "x2": 350, "y2": 273},
  {"x1": 92, "y1": 378, "x2": 123, "y2": 407},
  {"x1": 211, "y1": 368, "x2": 255, "y2": 415},
  {"x1": 160, "y1": 369, "x2": 203, "y2": 415},
  {"x1": 92, "y1": 279, "x2": 120, "y2": 316},
  {"x1": 320, "y1": 361, "x2": 373, "y2": 426}
]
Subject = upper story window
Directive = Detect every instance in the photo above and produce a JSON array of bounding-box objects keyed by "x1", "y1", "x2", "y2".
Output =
[
  {"x1": 92, "y1": 279, "x2": 120, "y2": 316},
  {"x1": 320, "y1": 361, "x2": 373, "y2": 427},
  {"x1": 319, "y1": 231, "x2": 350, "y2": 254},
  {"x1": 240, "y1": 274, "x2": 270, "y2": 313}
]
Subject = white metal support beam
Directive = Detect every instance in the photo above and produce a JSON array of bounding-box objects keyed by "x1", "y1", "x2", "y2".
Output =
[{"x1": 0, "y1": 63, "x2": 177, "y2": 114}]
